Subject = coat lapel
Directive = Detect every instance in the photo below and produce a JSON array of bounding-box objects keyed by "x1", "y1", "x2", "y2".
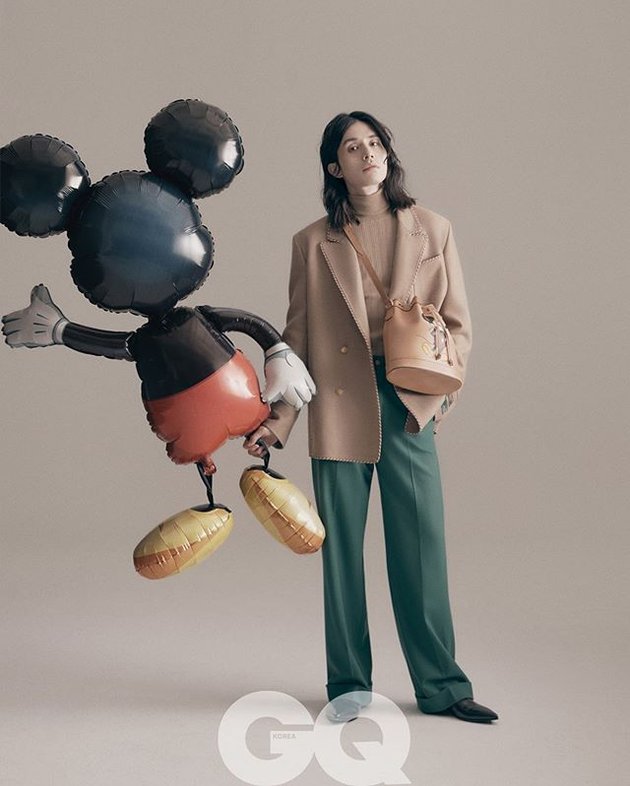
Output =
[
  {"x1": 389, "y1": 206, "x2": 429, "y2": 302},
  {"x1": 320, "y1": 227, "x2": 371, "y2": 347},
  {"x1": 320, "y1": 206, "x2": 430, "y2": 347}
]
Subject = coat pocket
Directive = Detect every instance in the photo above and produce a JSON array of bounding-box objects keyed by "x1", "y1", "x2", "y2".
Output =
[
  {"x1": 413, "y1": 253, "x2": 447, "y2": 304},
  {"x1": 420, "y1": 252, "x2": 444, "y2": 266}
]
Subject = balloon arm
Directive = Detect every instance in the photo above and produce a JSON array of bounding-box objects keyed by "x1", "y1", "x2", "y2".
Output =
[
  {"x1": 197, "y1": 306, "x2": 282, "y2": 352},
  {"x1": 62, "y1": 322, "x2": 134, "y2": 361},
  {"x1": 195, "y1": 306, "x2": 315, "y2": 409}
]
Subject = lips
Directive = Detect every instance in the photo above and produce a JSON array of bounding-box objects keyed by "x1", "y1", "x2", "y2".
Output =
[{"x1": 362, "y1": 164, "x2": 378, "y2": 172}]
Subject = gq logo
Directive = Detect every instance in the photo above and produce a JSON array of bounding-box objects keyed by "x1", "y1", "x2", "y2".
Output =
[{"x1": 218, "y1": 690, "x2": 411, "y2": 785}]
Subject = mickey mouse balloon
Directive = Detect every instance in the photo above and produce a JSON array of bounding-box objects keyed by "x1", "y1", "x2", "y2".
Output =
[{"x1": 1, "y1": 99, "x2": 322, "y2": 580}]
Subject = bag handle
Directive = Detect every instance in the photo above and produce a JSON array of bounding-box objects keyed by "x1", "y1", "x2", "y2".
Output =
[{"x1": 343, "y1": 224, "x2": 393, "y2": 307}]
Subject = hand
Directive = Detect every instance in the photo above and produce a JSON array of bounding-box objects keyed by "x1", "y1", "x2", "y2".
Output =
[
  {"x1": 262, "y1": 342, "x2": 316, "y2": 410},
  {"x1": 2, "y1": 284, "x2": 68, "y2": 348},
  {"x1": 433, "y1": 390, "x2": 459, "y2": 432},
  {"x1": 244, "y1": 426, "x2": 277, "y2": 458}
]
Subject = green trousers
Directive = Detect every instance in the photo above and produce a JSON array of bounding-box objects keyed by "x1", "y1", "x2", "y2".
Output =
[{"x1": 311, "y1": 356, "x2": 473, "y2": 713}]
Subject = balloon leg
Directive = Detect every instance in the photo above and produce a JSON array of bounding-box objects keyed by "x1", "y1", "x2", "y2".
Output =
[
  {"x1": 133, "y1": 459, "x2": 235, "y2": 580},
  {"x1": 196, "y1": 461, "x2": 218, "y2": 506}
]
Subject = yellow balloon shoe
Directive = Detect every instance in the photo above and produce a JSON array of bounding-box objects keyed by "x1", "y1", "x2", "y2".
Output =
[
  {"x1": 240, "y1": 465, "x2": 325, "y2": 554},
  {"x1": 133, "y1": 504, "x2": 234, "y2": 580}
]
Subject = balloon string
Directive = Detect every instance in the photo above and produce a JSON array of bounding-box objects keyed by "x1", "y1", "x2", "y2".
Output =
[
  {"x1": 256, "y1": 439, "x2": 271, "y2": 471},
  {"x1": 196, "y1": 462, "x2": 215, "y2": 506}
]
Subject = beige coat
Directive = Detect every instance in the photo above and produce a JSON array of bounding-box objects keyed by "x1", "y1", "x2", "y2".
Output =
[{"x1": 263, "y1": 203, "x2": 472, "y2": 462}]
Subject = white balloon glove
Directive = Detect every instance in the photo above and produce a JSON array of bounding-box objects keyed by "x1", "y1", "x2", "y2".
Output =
[
  {"x1": 1, "y1": 284, "x2": 68, "y2": 348},
  {"x1": 263, "y1": 342, "x2": 316, "y2": 410}
]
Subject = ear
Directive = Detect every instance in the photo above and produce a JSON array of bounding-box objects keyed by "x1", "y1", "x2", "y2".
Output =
[
  {"x1": 1, "y1": 134, "x2": 90, "y2": 237},
  {"x1": 327, "y1": 162, "x2": 343, "y2": 178},
  {"x1": 145, "y1": 99, "x2": 244, "y2": 198}
]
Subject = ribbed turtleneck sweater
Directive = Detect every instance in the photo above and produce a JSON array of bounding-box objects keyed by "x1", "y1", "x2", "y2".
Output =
[{"x1": 348, "y1": 188, "x2": 397, "y2": 355}]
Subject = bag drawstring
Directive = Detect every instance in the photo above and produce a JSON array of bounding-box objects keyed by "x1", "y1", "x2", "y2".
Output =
[{"x1": 422, "y1": 305, "x2": 454, "y2": 366}]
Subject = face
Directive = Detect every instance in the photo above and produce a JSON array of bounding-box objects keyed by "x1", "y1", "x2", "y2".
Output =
[{"x1": 328, "y1": 120, "x2": 388, "y2": 195}]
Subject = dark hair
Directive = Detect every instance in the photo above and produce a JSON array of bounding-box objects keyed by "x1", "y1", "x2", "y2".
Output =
[{"x1": 319, "y1": 111, "x2": 415, "y2": 230}]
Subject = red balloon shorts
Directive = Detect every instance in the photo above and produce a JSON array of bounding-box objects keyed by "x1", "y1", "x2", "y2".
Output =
[{"x1": 143, "y1": 349, "x2": 270, "y2": 466}]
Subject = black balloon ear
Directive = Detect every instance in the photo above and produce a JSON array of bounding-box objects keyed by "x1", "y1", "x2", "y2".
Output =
[
  {"x1": 0, "y1": 134, "x2": 90, "y2": 237},
  {"x1": 144, "y1": 99, "x2": 244, "y2": 198}
]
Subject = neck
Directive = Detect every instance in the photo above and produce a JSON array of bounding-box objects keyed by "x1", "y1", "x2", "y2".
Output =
[{"x1": 348, "y1": 187, "x2": 390, "y2": 217}]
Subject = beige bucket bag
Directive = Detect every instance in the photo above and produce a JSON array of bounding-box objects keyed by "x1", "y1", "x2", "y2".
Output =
[{"x1": 343, "y1": 224, "x2": 462, "y2": 395}]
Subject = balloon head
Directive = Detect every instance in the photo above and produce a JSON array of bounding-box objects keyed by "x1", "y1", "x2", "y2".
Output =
[{"x1": 68, "y1": 171, "x2": 214, "y2": 315}]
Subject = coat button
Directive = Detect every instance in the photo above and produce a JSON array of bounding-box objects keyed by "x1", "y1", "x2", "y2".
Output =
[
  {"x1": 335, "y1": 387, "x2": 344, "y2": 395},
  {"x1": 339, "y1": 345, "x2": 348, "y2": 354}
]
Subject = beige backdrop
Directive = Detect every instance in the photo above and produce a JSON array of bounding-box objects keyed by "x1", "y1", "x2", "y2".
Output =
[{"x1": 1, "y1": 1, "x2": 628, "y2": 784}]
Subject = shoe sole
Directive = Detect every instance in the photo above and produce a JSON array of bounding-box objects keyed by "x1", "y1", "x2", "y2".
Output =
[
  {"x1": 327, "y1": 714, "x2": 359, "y2": 723},
  {"x1": 451, "y1": 709, "x2": 498, "y2": 723}
]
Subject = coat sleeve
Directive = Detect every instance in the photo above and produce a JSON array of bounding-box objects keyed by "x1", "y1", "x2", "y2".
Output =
[
  {"x1": 261, "y1": 233, "x2": 309, "y2": 448},
  {"x1": 440, "y1": 221, "x2": 472, "y2": 381},
  {"x1": 433, "y1": 221, "x2": 473, "y2": 434}
]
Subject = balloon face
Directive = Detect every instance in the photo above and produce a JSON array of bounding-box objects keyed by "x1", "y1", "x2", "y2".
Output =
[
  {"x1": 0, "y1": 134, "x2": 90, "y2": 237},
  {"x1": 144, "y1": 99, "x2": 244, "y2": 198},
  {"x1": 68, "y1": 171, "x2": 214, "y2": 315}
]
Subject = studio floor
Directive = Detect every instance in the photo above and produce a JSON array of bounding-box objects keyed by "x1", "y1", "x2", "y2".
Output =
[{"x1": 2, "y1": 516, "x2": 626, "y2": 786}]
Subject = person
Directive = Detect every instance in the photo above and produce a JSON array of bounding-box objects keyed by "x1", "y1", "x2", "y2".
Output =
[{"x1": 245, "y1": 111, "x2": 498, "y2": 724}]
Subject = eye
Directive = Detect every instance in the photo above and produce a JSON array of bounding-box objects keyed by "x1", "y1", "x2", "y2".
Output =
[{"x1": 370, "y1": 139, "x2": 381, "y2": 147}]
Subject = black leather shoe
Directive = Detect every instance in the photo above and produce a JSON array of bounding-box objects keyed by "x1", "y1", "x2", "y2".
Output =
[
  {"x1": 447, "y1": 698, "x2": 498, "y2": 723},
  {"x1": 325, "y1": 696, "x2": 361, "y2": 723},
  {"x1": 325, "y1": 692, "x2": 372, "y2": 723}
]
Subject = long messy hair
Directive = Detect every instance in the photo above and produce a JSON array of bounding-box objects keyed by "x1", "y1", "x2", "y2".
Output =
[{"x1": 319, "y1": 111, "x2": 415, "y2": 230}]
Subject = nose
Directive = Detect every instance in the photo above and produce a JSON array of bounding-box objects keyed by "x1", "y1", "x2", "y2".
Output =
[{"x1": 363, "y1": 149, "x2": 374, "y2": 161}]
